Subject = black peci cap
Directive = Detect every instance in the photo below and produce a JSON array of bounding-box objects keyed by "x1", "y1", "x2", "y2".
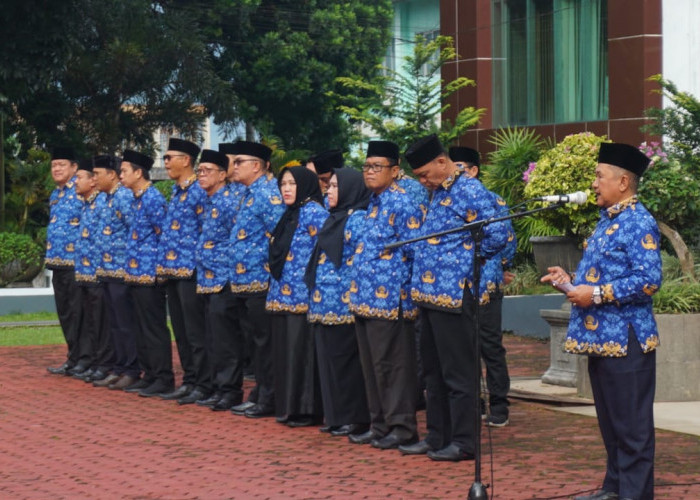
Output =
[
  {"x1": 235, "y1": 141, "x2": 272, "y2": 162},
  {"x1": 366, "y1": 140, "x2": 400, "y2": 161},
  {"x1": 597, "y1": 142, "x2": 651, "y2": 177},
  {"x1": 404, "y1": 134, "x2": 445, "y2": 170},
  {"x1": 122, "y1": 150, "x2": 154, "y2": 170},
  {"x1": 449, "y1": 146, "x2": 480, "y2": 166},
  {"x1": 51, "y1": 146, "x2": 76, "y2": 161},
  {"x1": 167, "y1": 138, "x2": 201, "y2": 159},
  {"x1": 313, "y1": 149, "x2": 344, "y2": 174},
  {"x1": 199, "y1": 149, "x2": 229, "y2": 170}
]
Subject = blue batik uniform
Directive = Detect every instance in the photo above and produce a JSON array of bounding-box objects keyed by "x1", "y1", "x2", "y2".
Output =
[
  {"x1": 266, "y1": 201, "x2": 328, "y2": 314},
  {"x1": 566, "y1": 197, "x2": 662, "y2": 357},
  {"x1": 74, "y1": 191, "x2": 105, "y2": 284},
  {"x1": 411, "y1": 171, "x2": 508, "y2": 312},
  {"x1": 124, "y1": 183, "x2": 166, "y2": 286},
  {"x1": 349, "y1": 182, "x2": 423, "y2": 321},
  {"x1": 308, "y1": 210, "x2": 366, "y2": 325},
  {"x1": 157, "y1": 175, "x2": 206, "y2": 279},
  {"x1": 97, "y1": 184, "x2": 134, "y2": 281},
  {"x1": 229, "y1": 174, "x2": 285, "y2": 295},
  {"x1": 396, "y1": 173, "x2": 429, "y2": 217},
  {"x1": 477, "y1": 193, "x2": 517, "y2": 304},
  {"x1": 196, "y1": 185, "x2": 238, "y2": 294},
  {"x1": 46, "y1": 177, "x2": 82, "y2": 270}
]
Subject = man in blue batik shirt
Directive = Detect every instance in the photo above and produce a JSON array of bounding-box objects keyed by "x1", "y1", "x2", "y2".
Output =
[
  {"x1": 403, "y1": 134, "x2": 508, "y2": 462},
  {"x1": 120, "y1": 150, "x2": 174, "y2": 398},
  {"x1": 46, "y1": 147, "x2": 85, "y2": 376},
  {"x1": 450, "y1": 146, "x2": 517, "y2": 428},
  {"x1": 228, "y1": 141, "x2": 285, "y2": 419},
  {"x1": 542, "y1": 143, "x2": 661, "y2": 500}
]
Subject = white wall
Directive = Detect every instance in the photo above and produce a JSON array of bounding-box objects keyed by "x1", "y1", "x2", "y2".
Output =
[{"x1": 662, "y1": 0, "x2": 700, "y2": 100}]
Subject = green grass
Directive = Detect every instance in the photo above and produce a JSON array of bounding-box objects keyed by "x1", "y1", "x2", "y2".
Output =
[
  {"x1": 0, "y1": 326, "x2": 64, "y2": 346},
  {"x1": 0, "y1": 311, "x2": 59, "y2": 323}
]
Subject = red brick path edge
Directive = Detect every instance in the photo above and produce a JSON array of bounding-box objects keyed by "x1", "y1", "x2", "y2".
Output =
[{"x1": 1, "y1": 336, "x2": 698, "y2": 499}]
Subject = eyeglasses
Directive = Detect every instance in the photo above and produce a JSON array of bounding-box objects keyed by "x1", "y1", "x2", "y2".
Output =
[
  {"x1": 362, "y1": 162, "x2": 392, "y2": 173},
  {"x1": 196, "y1": 166, "x2": 222, "y2": 175},
  {"x1": 162, "y1": 154, "x2": 187, "y2": 162},
  {"x1": 233, "y1": 158, "x2": 260, "y2": 167}
]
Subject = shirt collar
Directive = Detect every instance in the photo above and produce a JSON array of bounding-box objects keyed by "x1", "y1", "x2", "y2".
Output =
[{"x1": 605, "y1": 195, "x2": 638, "y2": 218}]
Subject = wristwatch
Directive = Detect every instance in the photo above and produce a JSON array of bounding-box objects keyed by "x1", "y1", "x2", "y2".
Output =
[{"x1": 592, "y1": 286, "x2": 602, "y2": 305}]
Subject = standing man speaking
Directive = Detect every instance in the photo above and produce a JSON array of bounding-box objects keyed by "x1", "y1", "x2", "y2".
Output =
[{"x1": 542, "y1": 142, "x2": 661, "y2": 500}]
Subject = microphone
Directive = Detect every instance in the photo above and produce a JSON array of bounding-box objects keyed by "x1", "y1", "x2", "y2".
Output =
[{"x1": 536, "y1": 191, "x2": 588, "y2": 205}]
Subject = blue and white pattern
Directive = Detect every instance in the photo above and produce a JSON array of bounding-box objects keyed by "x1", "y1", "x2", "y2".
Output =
[
  {"x1": 566, "y1": 197, "x2": 662, "y2": 357},
  {"x1": 45, "y1": 177, "x2": 82, "y2": 269},
  {"x1": 410, "y1": 171, "x2": 508, "y2": 312},
  {"x1": 349, "y1": 182, "x2": 423, "y2": 320},
  {"x1": 124, "y1": 184, "x2": 167, "y2": 286},
  {"x1": 266, "y1": 201, "x2": 329, "y2": 313},
  {"x1": 74, "y1": 191, "x2": 105, "y2": 284},
  {"x1": 478, "y1": 192, "x2": 517, "y2": 303},
  {"x1": 96, "y1": 184, "x2": 134, "y2": 281},
  {"x1": 157, "y1": 175, "x2": 207, "y2": 279},
  {"x1": 229, "y1": 174, "x2": 285, "y2": 294}
]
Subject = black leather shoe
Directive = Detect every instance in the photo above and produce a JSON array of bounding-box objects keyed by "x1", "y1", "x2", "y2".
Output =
[
  {"x1": 371, "y1": 432, "x2": 418, "y2": 450},
  {"x1": 275, "y1": 415, "x2": 289, "y2": 424},
  {"x1": 177, "y1": 388, "x2": 209, "y2": 405},
  {"x1": 93, "y1": 373, "x2": 120, "y2": 387},
  {"x1": 85, "y1": 369, "x2": 109, "y2": 383},
  {"x1": 319, "y1": 425, "x2": 335, "y2": 433},
  {"x1": 139, "y1": 381, "x2": 174, "y2": 398},
  {"x1": 197, "y1": 393, "x2": 222, "y2": 407},
  {"x1": 348, "y1": 430, "x2": 380, "y2": 445},
  {"x1": 399, "y1": 439, "x2": 433, "y2": 455},
  {"x1": 331, "y1": 423, "x2": 368, "y2": 437},
  {"x1": 573, "y1": 491, "x2": 619, "y2": 500},
  {"x1": 244, "y1": 403, "x2": 274, "y2": 418},
  {"x1": 231, "y1": 401, "x2": 256, "y2": 416},
  {"x1": 427, "y1": 443, "x2": 474, "y2": 462},
  {"x1": 72, "y1": 368, "x2": 94, "y2": 381},
  {"x1": 125, "y1": 379, "x2": 151, "y2": 393},
  {"x1": 66, "y1": 363, "x2": 90, "y2": 377},
  {"x1": 286, "y1": 416, "x2": 319, "y2": 428},
  {"x1": 109, "y1": 374, "x2": 139, "y2": 390},
  {"x1": 47, "y1": 362, "x2": 72, "y2": 375},
  {"x1": 211, "y1": 395, "x2": 241, "y2": 411},
  {"x1": 159, "y1": 384, "x2": 193, "y2": 400}
]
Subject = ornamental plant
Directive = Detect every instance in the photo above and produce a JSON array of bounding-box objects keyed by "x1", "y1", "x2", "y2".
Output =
[
  {"x1": 522, "y1": 132, "x2": 609, "y2": 243},
  {"x1": 0, "y1": 232, "x2": 43, "y2": 287}
]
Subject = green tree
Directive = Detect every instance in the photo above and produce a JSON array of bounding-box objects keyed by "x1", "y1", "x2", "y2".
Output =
[{"x1": 334, "y1": 34, "x2": 485, "y2": 157}]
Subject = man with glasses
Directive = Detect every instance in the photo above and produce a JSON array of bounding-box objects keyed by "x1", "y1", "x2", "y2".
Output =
[
  {"x1": 193, "y1": 149, "x2": 246, "y2": 411},
  {"x1": 347, "y1": 140, "x2": 423, "y2": 450},
  {"x1": 156, "y1": 138, "x2": 211, "y2": 405},
  {"x1": 228, "y1": 141, "x2": 285, "y2": 419}
]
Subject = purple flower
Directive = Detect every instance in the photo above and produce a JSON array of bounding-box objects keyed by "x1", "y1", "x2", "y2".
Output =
[{"x1": 523, "y1": 162, "x2": 537, "y2": 183}]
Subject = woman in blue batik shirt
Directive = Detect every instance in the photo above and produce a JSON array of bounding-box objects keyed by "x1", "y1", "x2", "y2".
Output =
[
  {"x1": 267, "y1": 166, "x2": 329, "y2": 427},
  {"x1": 304, "y1": 168, "x2": 371, "y2": 437}
]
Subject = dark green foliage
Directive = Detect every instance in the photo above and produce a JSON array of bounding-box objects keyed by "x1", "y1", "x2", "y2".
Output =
[{"x1": 0, "y1": 232, "x2": 43, "y2": 286}]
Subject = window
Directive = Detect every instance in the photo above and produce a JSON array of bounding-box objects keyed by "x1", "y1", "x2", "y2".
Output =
[
  {"x1": 417, "y1": 29, "x2": 440, "y2": 77},
  {"x1": 492, "y1": 0, "x2": 608, "y2": 126}
]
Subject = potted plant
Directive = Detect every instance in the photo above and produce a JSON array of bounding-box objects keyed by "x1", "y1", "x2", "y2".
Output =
[
  {"x1": 0, "y1": 232, "x2": 43, "y2": 287},
  {"x1": 522, "y1": 132, "x2": 609, "y2": 275}
]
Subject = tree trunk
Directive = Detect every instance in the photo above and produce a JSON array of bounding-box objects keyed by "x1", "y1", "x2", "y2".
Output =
[{"x1": 658, "y1": 221, "x2": 696, "y2": 280}]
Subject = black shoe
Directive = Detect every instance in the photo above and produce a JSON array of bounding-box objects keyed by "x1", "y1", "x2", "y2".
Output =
[
  {"x1": 197, "y1": 393, "x2": 222, "y2": 408},
  {"x1": 231, "y1": 401, "x2": 256, "y2": 416},
  {"x1": 371, "y1": 432, "x2": 418, "y2": 450},
  {"x1": 319, "y1": 425, "x2": 336, "y2": 433},
  {"x1": 85, "y1": 369, "x2": 109, "y2": 383},
  {"x1": 276, "y1": 415, "x2": 289, "y2": 424},
  {"x1": 286, "y1": 416, "x2": 318, "y2": 428},
  {"x1": 177, "y1": 388, "x2": 209, "y2": 405},
  {"x1": 331, "y1": 423, "x2": 368, "y2": 437},
  {"x1": 573, "y1": 491, "x2": 619, "y2": 500},
  {"x1": 71, "y1": 368, "x2": 95, "y2": 381},
  {"x1": 124, "y1": 379, "x2": 151, "y2": 393},
  {"x1": 159, "y1": 384, "x2": 193, "y2": 400},
  {"x1": 47, "y1": 362, "x2": 72, "y2": 375},
  {"x1": 211, "y1": 395, "x2": 241, "y2": 411},
  {"x1": 93, "y1": 373, "x2": 121, "y2": 387},
  {"x1": 66, "y1": 363, "x2": 90, "y2": 376},
  {"x1": 244, "y1": 403, "x2": 274, "y2": 418},
  {"x1": 139, "y1": 381, "x2": 174, "y2": 397},
  {"x1": 399, "y1": 439, "x2": 433, "y2": 455},
  {"x1": 348, "y1": 430, "x2": 381, "y2": 445},
  {"x1": 427, "y1": 443, "x2": 474, "y2": 462}
]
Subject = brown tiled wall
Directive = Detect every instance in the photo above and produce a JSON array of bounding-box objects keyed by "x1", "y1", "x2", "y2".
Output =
[{"x1": 441, "y1": 0, "x2": 662, "y2": 152}]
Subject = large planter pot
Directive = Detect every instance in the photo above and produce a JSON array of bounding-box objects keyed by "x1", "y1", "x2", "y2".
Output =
[
  {"x1": 0, "y1": 259, "x2": 42, "y2": 287},
  {"x1": 530, "y1": 236, "x2": 583, "y2": 277}
]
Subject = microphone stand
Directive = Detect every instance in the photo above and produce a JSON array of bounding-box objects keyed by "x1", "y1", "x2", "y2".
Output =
[{"x1": 385, "y1": 201, "x2": 566, "y2": 500}]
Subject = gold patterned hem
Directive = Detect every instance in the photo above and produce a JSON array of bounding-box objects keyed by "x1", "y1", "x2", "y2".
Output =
[
  {"x1": 45, "y1": 257, "x2": 75, "y2": 269},
  {"x1": 411, "y1": 289, "x2": 462, "y2": 311},
  {"x1": 156, "y1": 266, "x2": 194, "y2": 279},
  {"x1": 75, "y1": 273, "x2": 98, "y2": 283},
  {"x1": 265, "y1": 301, "x2": 309, "y2": 314},
  {"x1": 196, "y1": 284, "x2": 224, "y2": 294},
  {"x1": 349, "y1": 303, "x2": 399, "y2": 321},
  {"x1": 124, "y1": 274, "x2": 157, "y2": 286},
  {"x1": 307, "y1": 312, "x2": 355, "y2": 325},
  {"x1": 96, "y1": 269, "x2": 125, "y2": 280},
  {"x1": 230, "y1": 281, "x2": 269, "y2": 294}
]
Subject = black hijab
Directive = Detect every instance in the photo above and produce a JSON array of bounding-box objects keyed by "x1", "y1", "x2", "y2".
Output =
[
  {"x1": 304, "y1": 168, "x2": 371, "y2": 289},
  {"x1": 269, "y1": 166, "x2": 324, "y2": 281}
]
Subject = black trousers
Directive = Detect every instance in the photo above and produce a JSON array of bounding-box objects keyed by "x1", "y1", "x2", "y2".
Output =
[
  {"x1": 420, "y1": 300, "x2": 478, "y2": 454},
  {"x1": 588, "y1": 328, "x2": 656, "y2": 500},
  {"x1": 272, "y1": 313, "x2": 323, "y2": 419},
  {"x1": 313, "y1": 322, "x2": 369, "y2": 427},
  {"x1": 205, "y1": 288, "x2": 244, "y2": 401},
  {"x1": 231, "y1": 293, "x2": 274, "y2": 408},
  {"x1": 102, "y1": 281, "x2": 139, "y2": 378},
  {"x1": 78, "y1": 284, "x2": 114, "y2": 372},
  {"x1": 167, "y1": 278, "x2": 208, "y2": 391},
  {"x1": 51, "y1": 268, "x2": 83, "y2": 367},
  {"x1": 131, "y1": 285, "x2": 174, "y2": 387},
  {"x1": 479, "y1": 293, "x2": 510, "y2": 417},
  {"x1": 354, "y1": 315, "x2": 417, "y2": 439}
]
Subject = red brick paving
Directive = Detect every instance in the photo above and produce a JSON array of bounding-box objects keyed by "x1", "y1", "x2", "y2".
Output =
[{"x1": 0, "y1": 334, "x2": 698, "y2": 499}]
